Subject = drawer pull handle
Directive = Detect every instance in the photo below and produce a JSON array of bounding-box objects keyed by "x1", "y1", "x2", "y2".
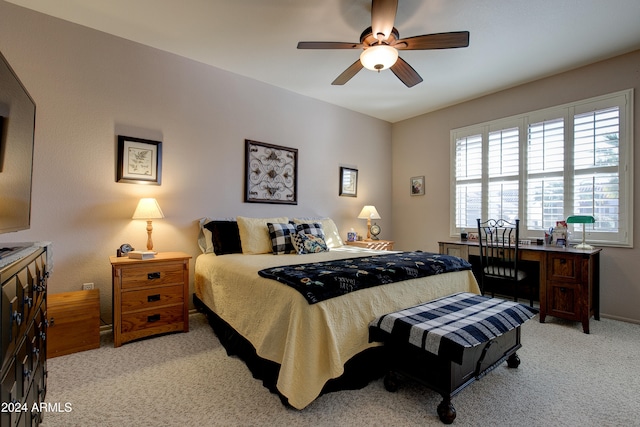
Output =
[
  {"x1": 148, "y1": 272, "x2": 161, "y2": 280},
  {"x1": 147, "y1": 314, "x2": 161, "y2": 323},
  {"x1": 147, "y1": 294, "x2": 161, "y2": 302}
]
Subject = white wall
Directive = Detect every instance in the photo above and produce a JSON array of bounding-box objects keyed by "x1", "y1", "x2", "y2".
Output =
[
  {"x1": 0, "y1": 3, "x2": 392, "y2": 322},
  {"x1": 392, "y1": 49, "x2": 640, "y2": 323}
]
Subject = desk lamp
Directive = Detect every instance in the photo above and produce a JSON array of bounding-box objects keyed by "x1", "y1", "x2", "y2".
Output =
[
  {"x1": 132, "y1": 198, "x2": 164, "y2": 251},
  {"x1": 566, "y1": 215, "x2": 595, "y2": 250},
  {"x1": 358, "y1": 205, "x2": 381, "y2": 240}
]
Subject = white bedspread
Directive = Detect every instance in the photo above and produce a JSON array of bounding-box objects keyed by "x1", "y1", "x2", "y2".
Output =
[{"x1": 194, "y1": 247, "x2": 480, "y2": 409}]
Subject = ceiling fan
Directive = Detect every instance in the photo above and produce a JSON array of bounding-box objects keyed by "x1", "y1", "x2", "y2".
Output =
[{"x1": 297, "y1": 0, "x2": 469, "y2": 87}]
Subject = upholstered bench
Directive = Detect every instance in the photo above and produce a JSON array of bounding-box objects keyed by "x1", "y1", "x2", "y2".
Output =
[{"x1": 369, "y1": 292, "x2": 538, "y2": 424}]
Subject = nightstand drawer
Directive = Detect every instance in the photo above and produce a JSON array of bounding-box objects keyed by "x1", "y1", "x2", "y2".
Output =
[
  {"x1": 121, "y1": 285, "x2": 184, "y2": 312},
  {"x1": 346, "y1": 240, "x2": 395, "y2": 251},
  {"x1": 121, "y1": 305, "x2": 184, "y2": 333},
  {"x1": 120, "y1": 263, "x2": 184, "y2": 289}
]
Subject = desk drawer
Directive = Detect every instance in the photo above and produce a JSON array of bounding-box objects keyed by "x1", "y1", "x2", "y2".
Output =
[
  {"x1": 120, "y1": 263, "x2": 184, "y2": 289},
  {"x1": 121, "y1": 285, "x2": 184, "y2": 312},
  {"x1": 547, "y1": 254, "x2": 580, "y2": 283}
]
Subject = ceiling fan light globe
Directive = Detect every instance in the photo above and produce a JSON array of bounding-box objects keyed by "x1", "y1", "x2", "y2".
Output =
[{"x1": 360, "y1": 45, "x2": 398, "y2": 71}]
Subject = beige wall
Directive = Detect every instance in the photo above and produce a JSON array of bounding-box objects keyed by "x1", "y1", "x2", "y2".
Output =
[
  {"x1": 2, "y1": 2, "x2": 638, "y2": 325},
  {"x1": 0, "y1": 3, "x2": 392, "y2": 321},
  {"x1": 392, "y1": 49, "x2": 640, "y2": 323}
]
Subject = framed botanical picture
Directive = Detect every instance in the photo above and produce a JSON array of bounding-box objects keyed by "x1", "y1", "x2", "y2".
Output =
[
  {"x1": 411, "y1": 176, "x2": 425, "y2": 196},
  {"x1": 339, "y1": 167, "x2": 358, "y2": 197},
  {"x1": 116, "y1": 135, "x2": 162, "y2": 185},
  {"x1": 245, "y1": 139, "x2": 298, "y2": 204}
]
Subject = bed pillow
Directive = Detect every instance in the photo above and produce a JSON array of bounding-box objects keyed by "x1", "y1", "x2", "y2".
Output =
[
  {"x1": 204, "y1": 220, "x2": 243, "y2": 255},
  {"x1": 267, "y1": 222, "x2": 297, "y2": 255},
  {"x1": 293, "y1": 218, "x2": 344, "y2": 248},
  {"x1": 197, "y1": 217, "x2": 236, "y2": 253},
  {"x1": 292, "y1": 233, "x2": 329, "y2": 254},
  {"x1": 294, "y1": 222, "x2": 324, "y2": 237},
  {"x1": 237, "y1": 216, "x2": 289, "y2": 254}
]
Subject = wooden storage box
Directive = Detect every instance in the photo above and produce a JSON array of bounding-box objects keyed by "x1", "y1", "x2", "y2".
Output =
[{"x1": 47, "y1": 289, "x2": 100, "y2": 358}]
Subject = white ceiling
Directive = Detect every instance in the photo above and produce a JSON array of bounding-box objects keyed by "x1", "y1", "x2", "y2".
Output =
[{"x1": 7, "y1": 0, "x2": 640, "y2": 123}]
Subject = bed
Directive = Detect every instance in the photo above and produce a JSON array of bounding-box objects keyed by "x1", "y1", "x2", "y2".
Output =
[{"x1": 194, "y1": 216, "x2": 480, "y2": 410}]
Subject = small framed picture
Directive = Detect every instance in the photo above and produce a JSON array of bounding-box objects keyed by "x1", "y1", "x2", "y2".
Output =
[
  {"x1": 339, "y1": 167, "x2": 358, "y2": 197},
  {"x1": 116, "y1": 135, "x2": 162, "y2": 185},
  {"x1": 411, "y1": 176, "x2": 425, "y2": 196}
]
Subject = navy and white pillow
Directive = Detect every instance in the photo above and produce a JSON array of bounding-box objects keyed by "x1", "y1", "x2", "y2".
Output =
[
  {"x1": 294, "y1": 223, "x2": 325, "y2": 238},
  {"x1": 292, "y1": 233, "x2": 329, "y2": 254},
  {"x1": 267, "y1": 222, "x2": 297, "y2": 255}
]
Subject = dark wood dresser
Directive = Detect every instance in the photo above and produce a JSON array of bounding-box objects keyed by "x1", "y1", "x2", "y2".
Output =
[{"x1": 1, "y1": 244, "x2": 49, "y2": 426}]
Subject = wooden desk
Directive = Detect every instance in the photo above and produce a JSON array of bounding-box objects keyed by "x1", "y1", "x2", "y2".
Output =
[{"x1": 439, "y1": 240, "x2": 601, "y2": 333}]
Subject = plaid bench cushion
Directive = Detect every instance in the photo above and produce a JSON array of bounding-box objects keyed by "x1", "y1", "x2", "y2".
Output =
[{"x1": 369, "y1": 292, "x2": 538, "y2": 364}]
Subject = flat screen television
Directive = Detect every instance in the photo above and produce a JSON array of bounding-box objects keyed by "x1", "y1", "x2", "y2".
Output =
[{"x1": 0, "y1": 49, "x2": 36, "y2": 235}]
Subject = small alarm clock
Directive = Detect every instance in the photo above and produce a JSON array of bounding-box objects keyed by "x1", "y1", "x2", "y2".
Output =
[
  {"x1": 370, "y1": 223, "x2": 381, "y2": 240},
  {"x1": 117, "y1": 243, "x2": 134, "y2": 257}
]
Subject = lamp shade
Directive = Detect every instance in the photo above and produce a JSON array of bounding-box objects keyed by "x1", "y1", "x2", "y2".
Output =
[
  {"x1": 132, "y1": 198, "x2": 165, "y2": 219},
  {"x1": 566, "y1": 215, "x2": 595, "y2": 250},
  {"x1": 358, "y1": 205, "x2": 381, "y2": 220},
  {"x1": 566, "y1": 215, "x2": 595, "y2": 224},
  {"x1": 360, "y1": 45, "x2": 398, "y2": 71}
]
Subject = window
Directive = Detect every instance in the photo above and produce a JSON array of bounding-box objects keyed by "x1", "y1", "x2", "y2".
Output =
[{"x1": 450, "y1": 89, "x2": 633, "y2": 247}]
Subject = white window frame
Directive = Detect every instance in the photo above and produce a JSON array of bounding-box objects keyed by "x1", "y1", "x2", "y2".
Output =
[{"x1": 450, "y1": 89, "x2": 633, "y2": 247}]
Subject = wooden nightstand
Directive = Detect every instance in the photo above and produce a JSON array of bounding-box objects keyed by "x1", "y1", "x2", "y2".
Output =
[
  {"x1": 346, "y1": 240, "x2": 395, "y2": 251},
  {"x1": 110, "y1": 252, "x2": 191, "y2": 347}
]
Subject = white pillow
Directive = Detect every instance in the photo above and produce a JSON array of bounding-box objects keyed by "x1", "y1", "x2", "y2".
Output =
[
  {"x1": 198, "y1": 217, "x2": 214, "y2": 253},
  {"x1": 237, "y1": 216, "x2": 289, "y2": 254},
  {"x1": 292, "y1": 217, "x2": 344, "y2": 248}
]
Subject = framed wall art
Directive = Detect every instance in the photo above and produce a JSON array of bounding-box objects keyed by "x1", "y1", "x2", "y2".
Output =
[
  {"x1": 116, "y1": 135, "x2": 162, "y2": 185},
  {"x1": 339, "y1": 167, "x2": 358, "y2": 197},
  {"x1": 411, "y1": 176, "x2": 425, "y2": 196},
  {"x1": 245, "y1": 139, "x2": 298, "y2": 204}
]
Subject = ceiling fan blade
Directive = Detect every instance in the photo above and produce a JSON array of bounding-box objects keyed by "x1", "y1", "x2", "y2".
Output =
[
  {"x1": 297, "y1": 41, "x2": 362, "y2": 49},
  {"x1": 371, "y1": 0, "x2": 398, "y2": 42},
  {"x1": 332, "y1": 60, "x2": 364, "y2": 85},
  {"x1": 390, "y1": 57, "x2": 423, "y2": 88},
  {"x1": 395, "y1": 31, "x2": 470, "y2": 50}
]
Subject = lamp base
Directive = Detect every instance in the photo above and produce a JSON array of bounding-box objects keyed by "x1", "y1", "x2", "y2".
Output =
[{"x1": 573, "y1": 243, "x2": 594, "y2": 250}]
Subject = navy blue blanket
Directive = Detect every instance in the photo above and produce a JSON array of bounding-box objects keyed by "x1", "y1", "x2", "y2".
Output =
[{"x1": 258, "y1": 251, "x2": 472, "y2": 304}]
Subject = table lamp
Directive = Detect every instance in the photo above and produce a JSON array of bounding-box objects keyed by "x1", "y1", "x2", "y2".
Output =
[
  {"x1": 566, "y1": 215, "x2": 595, "y2": 250},
  {"x1": 357, "y1": 205, "x2": 381, "y2": 240},
  {"x1": 132, "y1": 198, "x2": 164, "y2": 251}
]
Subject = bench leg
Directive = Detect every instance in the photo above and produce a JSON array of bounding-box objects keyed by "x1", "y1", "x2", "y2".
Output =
[
  {"x1": 507, "y1": 352, "x2": 520, "y2": 368},
  {"x1": 437, "y1": 396, "x2": 456, "y2": 424},
  {"x1": 383, "y1": 371, "x2": 399, "y2": 392}
]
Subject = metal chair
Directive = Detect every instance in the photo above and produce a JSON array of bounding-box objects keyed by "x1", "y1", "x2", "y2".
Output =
[{"x1": 476, "y1": 218, "x2": 532, "y2": 306}]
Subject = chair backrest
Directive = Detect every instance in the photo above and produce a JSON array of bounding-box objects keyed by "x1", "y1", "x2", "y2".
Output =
[{"x1": 476, "y1": 218, "x2": 520, "y2": 281}]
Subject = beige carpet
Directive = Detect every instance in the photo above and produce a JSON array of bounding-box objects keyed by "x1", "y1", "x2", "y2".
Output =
[{"x1": 41, "y1": 312, "x2": 640, "y2": 427}]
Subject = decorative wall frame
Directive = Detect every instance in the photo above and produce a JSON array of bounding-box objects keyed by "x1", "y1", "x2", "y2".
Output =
[
  {"x1": 116, "y1": 135, "x2": 162, "y2": 185},
  {"x1": 244, "y1": 139, "x2": 298, "y2": 204},
  {"x1": 411, "y1": 175, "x2": 425, "y2": 196},
  {"x1": 339, "y1": 167, "x2": 358, "y2": 197}
]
